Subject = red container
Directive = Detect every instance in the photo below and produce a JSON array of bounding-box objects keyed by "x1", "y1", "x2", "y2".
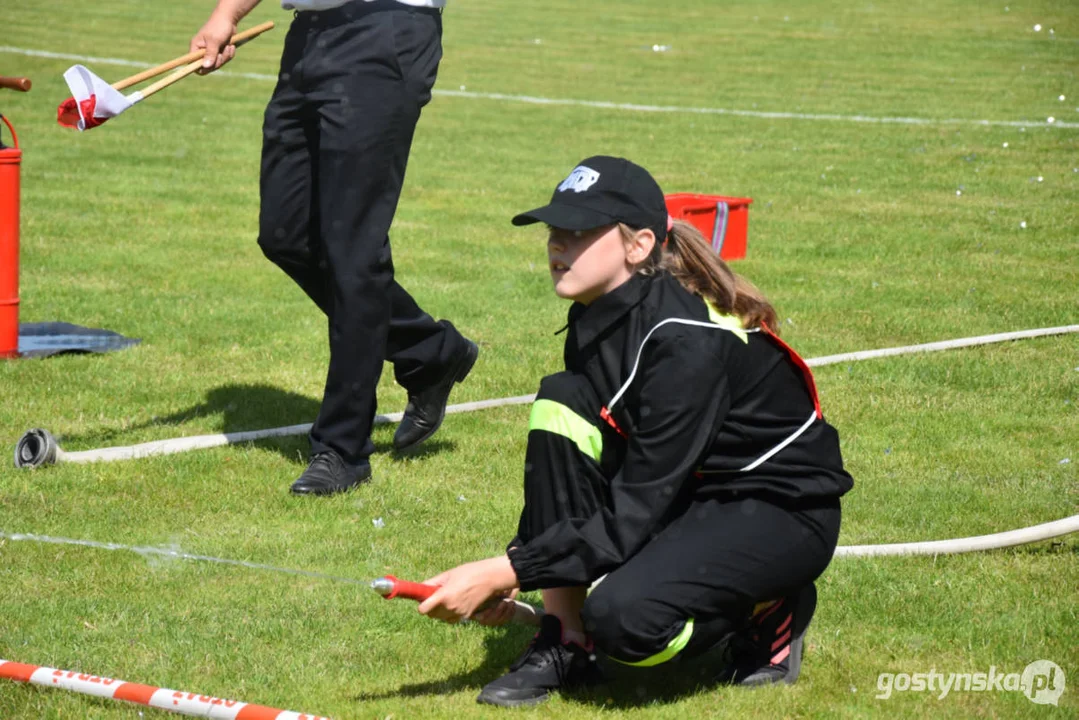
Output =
[
  {"x1": 0, "y1": 114, "x2": 20, "y2": 358},
  {"x1": 664, "y1": 193, "x2": 752, "y2": 261}
]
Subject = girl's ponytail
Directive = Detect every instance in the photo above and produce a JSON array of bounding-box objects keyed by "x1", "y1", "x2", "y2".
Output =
[{"x1": 625, "y1": 220, "x2": 779, "y2": 332}]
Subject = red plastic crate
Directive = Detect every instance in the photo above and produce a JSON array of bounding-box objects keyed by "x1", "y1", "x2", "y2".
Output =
[{"x1": 664, "y1": 193, "x2": 752, "y2": 261}]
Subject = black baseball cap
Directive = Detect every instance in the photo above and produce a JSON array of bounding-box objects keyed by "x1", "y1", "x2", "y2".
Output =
[{"x1": 512, "y1": 156, "x2": 668, "y2": 241}]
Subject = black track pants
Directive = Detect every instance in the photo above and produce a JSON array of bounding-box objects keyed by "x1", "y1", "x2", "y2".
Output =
[
  {"x1": 258, "y1": 1, "x2": 465, "y2": 467},
  {"x1": 514, "y1": 371, "x2": 842, "y2": 666}
]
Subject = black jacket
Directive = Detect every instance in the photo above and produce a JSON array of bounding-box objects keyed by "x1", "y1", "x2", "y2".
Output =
[{"x1": 509, "y1": 271, "x2": 853, "y2": 589}]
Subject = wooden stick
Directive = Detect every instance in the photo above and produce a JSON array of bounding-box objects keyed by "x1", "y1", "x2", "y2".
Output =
[
  {"x1": 113, "y1": 20, "x2": 274, "y2": 91},
  {"x1": 134, "y1": 58, "x2": 206, "y2": 101},
  {"x1": 0, "y1": 76, "x2": 32, "y2": 92}
]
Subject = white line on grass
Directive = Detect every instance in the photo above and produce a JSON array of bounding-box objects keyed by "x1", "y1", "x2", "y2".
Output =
[
  {"x1": 4, "y1": 44, "x2": 1077, "y2": 129},
  {"x1": 434, "y1": 89, "x2": 1079, "y2": 130},
  {"x1": 0, "y1": 531, "x2": 369, "y2": 586},
  {"x1": 2, "y1": 515, "x2": 1077, "y2": 596},
  {"x1": 0, "y1": 45, "x2": 279, "y2": 83}
]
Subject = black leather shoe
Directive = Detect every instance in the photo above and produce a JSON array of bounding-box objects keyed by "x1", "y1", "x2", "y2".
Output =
[
  {"x1": 289, "y1": 451, "x2": 372, "y2": 496},
  {"x1": 476, "y1": 615, "x2": 604, "y2": 707},
  {"x1": 393, "y1": 339, "x2": 479, "y2": 452}
]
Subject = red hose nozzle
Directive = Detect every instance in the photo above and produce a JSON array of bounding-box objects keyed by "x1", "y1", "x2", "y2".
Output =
[{"x1": 370, "y1": 575, "x2": 436, "y2": 602}]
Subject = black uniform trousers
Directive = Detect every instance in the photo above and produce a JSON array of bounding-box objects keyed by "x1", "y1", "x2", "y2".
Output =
[
  {"x1": 258, "y1": 0, "x2": 466, "y2": 467},
  {"x1": 516, "y1": 372, "x2": 842, "y2": 666}
]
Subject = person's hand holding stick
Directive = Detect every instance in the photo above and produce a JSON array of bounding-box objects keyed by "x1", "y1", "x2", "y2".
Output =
[{"x1": 190, "y1": 0, "x2": 265, "y2": 74}]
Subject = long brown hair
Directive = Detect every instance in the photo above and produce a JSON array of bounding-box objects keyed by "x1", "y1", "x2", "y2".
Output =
[{"x1": 621, "y1": 220, "x2": 779, "y2": 332}]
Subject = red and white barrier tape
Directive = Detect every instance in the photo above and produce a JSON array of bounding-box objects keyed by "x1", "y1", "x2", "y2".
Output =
[{"x1": 0, "y1": 659, "x2": 329, "y2": 720}]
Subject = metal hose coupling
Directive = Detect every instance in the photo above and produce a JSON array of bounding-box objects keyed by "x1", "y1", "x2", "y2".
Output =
[
  {"x1": 14, "y1": 428, "x2": 59, "y2": 468},
  {"x1": 370, "y1": 577, "x2": 396, "y2": 597}
]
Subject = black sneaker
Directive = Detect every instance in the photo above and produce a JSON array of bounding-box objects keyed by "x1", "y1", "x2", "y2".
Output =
[
  {"x1": 476, "y1": 615, "x2": 604, "y2": 707},
  {"x1": 392, "y1": 339, "x2": 478, "y2": 452},
  {"x1": 721, "y1": 584, "x2": 817, "y2": 687},
  {"x1": 289, "y1": 451, "x2": 371, "y2": 496}
]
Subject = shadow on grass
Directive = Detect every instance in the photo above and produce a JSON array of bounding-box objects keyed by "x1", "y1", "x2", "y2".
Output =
[
  {"x1": 352, "y1": 629, "x2": 731, "y2": 708},
  {"x1": 53, "y1": 383, "x2": 457, "y2": 464},
  {"x1": 568, "y1": 652, "x2": 732, "y2": 709},
  {"x1": 1015, "y1": 539, "x2": 1079, "y2": 557},
  {"x1": 49, "y1": 383, "x2": 319, "y2": 453},
  {"x1": 352, "y1": 624, "x2": 536, "y2": 701},
  {"x1": 383, "y1": 439, "x2": 458, "y2": 462}
]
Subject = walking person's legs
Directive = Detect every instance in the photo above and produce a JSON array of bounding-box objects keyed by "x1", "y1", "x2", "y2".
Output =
[
  {"x1": 387, "y1": 279, "x2": 478, "y2": 453},
  {"x1": 257, "y1": 21, "x2": 321, "y2": 309},
  {"x1": 257, "y1": 5, "x2": 475, "y2": 494}
]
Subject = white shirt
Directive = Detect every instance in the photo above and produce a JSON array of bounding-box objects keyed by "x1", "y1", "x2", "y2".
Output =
[{"x1": 282, "y1": 0, "x2": 446, "y2": 9}]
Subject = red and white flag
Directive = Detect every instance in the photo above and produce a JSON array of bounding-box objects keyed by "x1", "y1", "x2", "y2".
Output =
[{"x1": 57, "y1": 65, "x2": 143, "y2": 131}]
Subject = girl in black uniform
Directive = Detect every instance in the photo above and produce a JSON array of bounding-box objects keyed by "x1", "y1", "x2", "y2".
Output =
[{"x1": 418, "y1": 156, "x2": 854, "y2": 707}]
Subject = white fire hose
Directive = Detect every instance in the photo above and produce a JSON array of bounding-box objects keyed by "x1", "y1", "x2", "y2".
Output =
[{"x1": 13, "y1": 324, "x2": 1079, "y2": 468}]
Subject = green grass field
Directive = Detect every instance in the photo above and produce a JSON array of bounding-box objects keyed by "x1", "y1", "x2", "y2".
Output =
[{"x1": 1, "y1": 0, "x2": 1077, "y2": 717}]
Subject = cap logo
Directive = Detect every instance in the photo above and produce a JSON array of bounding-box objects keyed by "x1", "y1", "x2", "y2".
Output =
[{"x1": 557, "y1": 165, "x2": 600, "y2": 193}]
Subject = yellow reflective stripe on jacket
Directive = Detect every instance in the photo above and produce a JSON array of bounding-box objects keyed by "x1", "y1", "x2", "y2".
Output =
[
  {"x1": 528, "y1": 399, "x2": 603, "y2": 462},
  {"x1": 704, "y1": 301, "x2": 749, "y2": 343},
  {"x1": 611, "y1": 618, "x2": 695, "y2": 667}
]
